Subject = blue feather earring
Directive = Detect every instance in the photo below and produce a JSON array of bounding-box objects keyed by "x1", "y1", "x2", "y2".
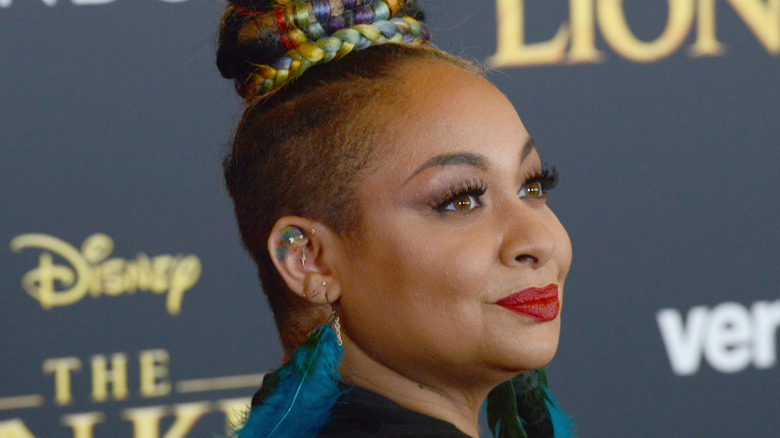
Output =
[
  {"x1": 486, "y1": 369, "x2": 575, "y2": 438},
  {"x1": 233, "y1": 313, "x2": 344, "y2": 438}
]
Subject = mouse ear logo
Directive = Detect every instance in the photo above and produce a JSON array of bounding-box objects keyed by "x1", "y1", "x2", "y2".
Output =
[{"x1": 9, "y1": 233, "x2": 202, "y2": 315}]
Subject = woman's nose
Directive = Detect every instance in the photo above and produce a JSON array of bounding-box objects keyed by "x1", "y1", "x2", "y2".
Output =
[{"x1": 498, "y1": 203, "x2": 557, "y2": 269}]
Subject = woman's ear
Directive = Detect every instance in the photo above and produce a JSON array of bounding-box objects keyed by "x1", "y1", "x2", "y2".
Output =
[{"x1": 268, "y1": 216, "x2": 342, "y2": 305}]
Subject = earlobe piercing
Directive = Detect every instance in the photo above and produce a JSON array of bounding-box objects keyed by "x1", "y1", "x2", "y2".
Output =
[{"x1": 302, "y1": 277, "x2": 326, "y2": 301}]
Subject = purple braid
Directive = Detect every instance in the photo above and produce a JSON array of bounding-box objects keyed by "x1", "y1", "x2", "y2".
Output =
[
  {"x1": 353, "y1": 5, "x2": 373, "y2": 24},
  {"x1": 217, "y1": 0, "x2": 429, "y2": 100},
  {"x1": 313, "y1": 0, "x2": 331, "y2": 23}
]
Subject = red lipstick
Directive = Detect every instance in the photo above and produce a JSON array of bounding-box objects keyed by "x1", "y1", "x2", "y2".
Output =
[{"x1": 495, "y1": 284, "x2": 560, "y2": 322}]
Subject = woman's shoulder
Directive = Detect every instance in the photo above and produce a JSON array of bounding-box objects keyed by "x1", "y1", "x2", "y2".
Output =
[{"x1": 317, "y1": 385, "x2": 472, "y2": 438}]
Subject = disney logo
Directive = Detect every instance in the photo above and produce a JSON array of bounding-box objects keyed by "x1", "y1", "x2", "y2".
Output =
[{"x1": 9, "y1": 233, "x2": 201, "y2": 315}]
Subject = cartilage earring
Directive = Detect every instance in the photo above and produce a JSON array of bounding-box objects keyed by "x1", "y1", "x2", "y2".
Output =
[
  {"x1": 277, "y1": 226, "x2": 307, "y2": 263},
  {"x1": 281, "y1": 226, "x2": 306, "y2": 245}
]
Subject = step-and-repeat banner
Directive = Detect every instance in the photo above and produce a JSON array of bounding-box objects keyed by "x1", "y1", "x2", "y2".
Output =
[{"x1": 2, "y1": 1, "x2": 778, "y2": 437}]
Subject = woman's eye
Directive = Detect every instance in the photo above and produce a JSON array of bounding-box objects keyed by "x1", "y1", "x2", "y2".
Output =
[
  {"x1": 519, "y1": 181, "x2": 544, "y2": 199},
  {"x1": 432, "y1": 180, "x2": 487, "y2": 213},
  {"x1": 443, "y1": 194, "x2": 479, "y2": 212}
]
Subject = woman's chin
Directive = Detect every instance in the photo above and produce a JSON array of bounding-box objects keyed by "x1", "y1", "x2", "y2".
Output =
[
  {"x1": 488, "y1": 333, "x2": 560, "y2": 374},
  {"x1": 517, "y1": 346, "x2": 558, "y2": 372}
]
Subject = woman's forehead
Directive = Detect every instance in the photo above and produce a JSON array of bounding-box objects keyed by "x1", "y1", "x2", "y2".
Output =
[{"x1": 372, "y1": 61, "x2": 532, "y2": 179}]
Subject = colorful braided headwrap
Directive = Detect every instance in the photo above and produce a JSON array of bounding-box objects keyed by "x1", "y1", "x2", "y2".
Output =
[{"x1": 218, "y1": 0, "x2": 430, "y2": 101}]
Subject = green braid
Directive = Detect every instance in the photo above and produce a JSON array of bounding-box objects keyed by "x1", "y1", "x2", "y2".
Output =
[{"x1": 240, "y1": 15, "x2": 428, "y2": 100}]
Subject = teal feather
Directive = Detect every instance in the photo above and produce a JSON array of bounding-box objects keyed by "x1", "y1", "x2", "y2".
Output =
[
  {"x1": 232, "y1": 317, "x2": 343, "y2": 438},
  {"x1": 542, "y1": 384, "x2": 574, "y2": 438},
  {"x1": 487, "y1": 369, "x2": 574, "y2": 438}
]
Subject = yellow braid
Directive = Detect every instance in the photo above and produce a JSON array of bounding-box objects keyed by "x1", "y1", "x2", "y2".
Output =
[{"x1": 240, "y1": 15, "x2": 428, "y2": 100}]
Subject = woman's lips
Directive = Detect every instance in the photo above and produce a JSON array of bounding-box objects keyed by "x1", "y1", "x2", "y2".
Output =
[{"x1": 494, "y1": 284, "x2": 560, "y2": 322}]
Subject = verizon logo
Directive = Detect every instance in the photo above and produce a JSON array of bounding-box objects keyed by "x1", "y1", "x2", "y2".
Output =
[{"x1": 657, "y1": 299, "x2": 780, "y2": 375}]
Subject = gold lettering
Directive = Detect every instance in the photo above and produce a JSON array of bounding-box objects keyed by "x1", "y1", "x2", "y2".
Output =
[
  {"x1": 121, "y1": 405, "x2": 166, "y2": 438},
  {"x1": 598, "y1": 0, "x2": 695, "y2": 62},
  {"x1": 139, "y1": 349, "x2": 172, "y2": 398},
  {"x1": 91, "y1": 354, "x2": 128, "y2": 402},
  {"x1": 10, "y1": 233, "x2": 201, "y2": 315},
  {"x1": 215, "y1": 398, "x2": 251, "y2": 431},
  {"x1": 83, "y1": 234, "x2": 113, "y2": 296},
  {"x1": 100, "y1": 258, "x2": 126, "y2": 296},
  {"x1": 42, "y1": 357, "x2": 81, "y2": 405},
  {"x1": 726, "y1": 0, "x2": 780, "y2": 54},
  {"x1": 488, "y1": 0, "x2": 570, "y2": 66},
  {"x1": 151, "y1": 255, "x2": 173, "y2": 294},
  {"x1": 134, "y1": 253, "x2": 154, "y2": 291},
  {"x1": 81, "y1": 234, "x2": 113, "y2": 264},
  {"x1": 0, "y1": 419, "x2": 36, "y2": 438},
  {"x1": 568, "y1": 0, "x2": 607, "y2": 63},
  {"x1": 689, "y1": 0, "x2": 727, "y2": 56},
  {"x1": 167, "y1": 256, "x2": 201, "y2": 315},
  {"x1": 61, "y1": 412, "x2": 105, "y2": 438},
  {"x1": 121, "y1": 402, "x2": 210, "y2": 438},
  {"x1": 10, "y1": 235, "x2": 90, "y2": 309}
]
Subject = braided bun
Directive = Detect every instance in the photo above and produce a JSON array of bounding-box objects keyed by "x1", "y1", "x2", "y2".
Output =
[{"x1": 217, "y1": 0, "x2": 429, "y2": 100}]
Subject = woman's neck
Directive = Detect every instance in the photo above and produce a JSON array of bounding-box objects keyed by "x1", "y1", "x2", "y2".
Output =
[{"x1": 339, "y1": 334, "x2": 494, "y2": 438}]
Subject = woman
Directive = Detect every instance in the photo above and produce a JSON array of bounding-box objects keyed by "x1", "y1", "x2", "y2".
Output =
[{"x1": 217, "y1": 1, "x2": 573, "y2": 437}]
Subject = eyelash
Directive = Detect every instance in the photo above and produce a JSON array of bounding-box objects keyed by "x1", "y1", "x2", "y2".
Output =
[
  {"x1": 430, "y1": 180, "x2": 487, "y2": 212},
  {"x1": 431, "y1": 165, "x2": 559, "y2": 212},
  {"x1": 520, "y1": 165, "x2": 559, "y2": 199}
]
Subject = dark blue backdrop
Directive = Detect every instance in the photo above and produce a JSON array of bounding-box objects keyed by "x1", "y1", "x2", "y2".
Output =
[{"x1": 2, "y1": 1, "x2": 778, "y2": 436}]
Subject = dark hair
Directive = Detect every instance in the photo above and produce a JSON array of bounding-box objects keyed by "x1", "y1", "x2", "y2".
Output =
[{"x1": 217, "y1": 1, "x2": 478, "y2": 353}]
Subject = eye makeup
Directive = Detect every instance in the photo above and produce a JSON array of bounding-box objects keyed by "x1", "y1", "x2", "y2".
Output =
[
  {"x1": 519, "y1": 165, "x2": 559, "y2": 199},
  {"x1": 429, "y1": 179, "x2": 488, "y2": 212},
  {"x1": 428, "y1": 165, "x2": 559, "y2": 212}
]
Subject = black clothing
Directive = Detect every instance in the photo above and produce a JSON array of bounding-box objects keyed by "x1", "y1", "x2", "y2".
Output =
[{"x1": 316, "y1": 385, "x2": 472, "y2": 438}]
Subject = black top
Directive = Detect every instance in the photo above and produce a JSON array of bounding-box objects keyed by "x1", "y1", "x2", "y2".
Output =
[{"x1": 316, "y1": 386, "x2": 472, "y2": 438}]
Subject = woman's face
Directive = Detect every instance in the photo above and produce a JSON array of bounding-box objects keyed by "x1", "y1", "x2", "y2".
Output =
[{"x1": 335, "y1": 60, "x2": 572, "y2": 388}]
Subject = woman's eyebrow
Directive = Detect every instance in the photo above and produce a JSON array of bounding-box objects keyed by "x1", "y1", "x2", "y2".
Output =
[
  {"x1": 405, "y1": 152, "x2": 488, "y2": 184},
  {"x1": 405, "y1": 138, "x2": 536, "y2": 184},
  {"x1": 520, "y1": 137, "x2": 536, "y2": 162}
]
